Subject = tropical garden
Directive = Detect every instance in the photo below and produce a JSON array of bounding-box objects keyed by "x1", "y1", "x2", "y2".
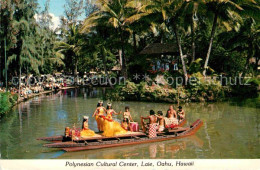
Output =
[{"x1": 0, "y1": 0, "x2": 259, "y2": 115}]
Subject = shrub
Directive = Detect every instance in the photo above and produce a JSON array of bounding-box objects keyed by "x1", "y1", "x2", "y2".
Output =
[{"x1": 0, "y1": 93, "x2": 12, "y2": 115}]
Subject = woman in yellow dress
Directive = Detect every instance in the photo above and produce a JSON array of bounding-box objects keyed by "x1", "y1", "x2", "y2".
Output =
[
  {"x1": 92, "y1": 100, "x2": 106, "y2": 132},
  {"x1": 80, "y1": 116, "x2": 96, "y2": 137},
  {"x1": 102, "y1": 103, "x2": 127, "y2": 137}
]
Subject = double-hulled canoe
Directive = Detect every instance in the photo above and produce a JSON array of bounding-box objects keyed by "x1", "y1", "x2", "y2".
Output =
[
  {"x1": 37, "y1": 119, "x2": 187, "y2": 142},
  {"x1": 40, "y1": 119, "x2": 202, "y2": 152}
]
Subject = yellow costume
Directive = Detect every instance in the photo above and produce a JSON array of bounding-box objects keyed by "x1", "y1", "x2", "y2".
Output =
[
  {"x1": 95, "y1": 107, "x2": 105, "y2": 131},
  {"x1": 102, "y1": 109, "x2": 127, "y2": 137},
  {"x1": 80, "y1": 121, "x2": 95, "y2": 137}
]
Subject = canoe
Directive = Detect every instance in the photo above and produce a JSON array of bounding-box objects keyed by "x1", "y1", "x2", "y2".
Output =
[
  {"x1": 37, "y1": 119, "x2": 187, "y2": 142},
  {"x1": 42, "y1": 119, "x2": 202, "y2": 152}
]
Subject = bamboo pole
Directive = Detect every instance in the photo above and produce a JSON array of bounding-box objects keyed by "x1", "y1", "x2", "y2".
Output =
[{"x1": 177, "y1": 86, "x2": 180, "y2": 107}]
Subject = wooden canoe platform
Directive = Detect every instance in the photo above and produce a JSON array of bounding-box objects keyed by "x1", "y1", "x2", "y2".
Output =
[
  {"x1": 42, "y1": 119, "x2": 203, "y2": 152},
  {"x1": 37, "y1": 119, "x2": 187, "y2": 142}
]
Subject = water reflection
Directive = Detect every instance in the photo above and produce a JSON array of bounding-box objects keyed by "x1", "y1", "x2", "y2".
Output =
[{"x1": 58, "y1": 135, "x2": 204, "y2": 159}]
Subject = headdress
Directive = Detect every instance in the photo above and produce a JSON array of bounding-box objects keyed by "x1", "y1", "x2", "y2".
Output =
[{"x1": 83, "y1": 116, "x2": 89, "y2": 120}]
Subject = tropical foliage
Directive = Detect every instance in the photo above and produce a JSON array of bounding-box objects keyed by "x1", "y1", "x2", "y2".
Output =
[{"x1": 0, "y1": 0, "x2": 259, "y2": 101}]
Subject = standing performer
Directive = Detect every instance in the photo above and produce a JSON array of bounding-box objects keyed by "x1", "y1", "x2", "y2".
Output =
[
  {"x1": 92, "y1": 100, "x2": 106, "y2": 132},
  {"x1": 123, "y1": 106, "x2": 134, "y2": 123},
  {"x1": 102, "y1": 103, "x2": 126, "y2": 137}
]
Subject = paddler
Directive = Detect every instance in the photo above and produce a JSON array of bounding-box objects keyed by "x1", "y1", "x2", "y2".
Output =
[
  {"x1": 155, "y1": 111, "x2": 165, "y2": 132},
  {"x1": 167, "y1": 105, "x2": 177, "y2": 119},
  {"x1": 177, "y1": 106, "x2": 185, "y2": 121},
  {"x1": 141, "y1": 110, "x2": 158, "y2": 134}
]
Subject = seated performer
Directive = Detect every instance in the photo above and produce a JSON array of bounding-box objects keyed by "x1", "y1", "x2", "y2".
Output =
[
  {"x1": 123, "y1": 106, "x2": 134, "y2": 123},
  {"x1": 141, "y1": 110, "x2": 158, "y2": 133},
  {"x1": 177, "y1": 106, "x2": 185, "y2": 121},
  {"x1": 80, "y1": 116, "x2": 96, "y2": 137},
  {"x1": 92, "y1": 100, "x2": 106, "y2": 132},
  {"x1": 164, "y1": 109, "x2": 179, "y2": 128},
  {"x1": 166, "y1": 105, "x2": 177, "y2": 119},
  {"x1": 121, "y1": 118, "x2": 131, "y2": 131},
  {"x1": 155, "y1": 111, "x2": 165, "y2": 132},
  {"x1": 102, "y1": 103, "x2": 126, "y2": 137}
]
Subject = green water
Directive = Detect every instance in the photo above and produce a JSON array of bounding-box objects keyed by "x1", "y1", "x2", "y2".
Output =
[{"x1": 0, "y1": 88, "x2": 259, "y2": 159}]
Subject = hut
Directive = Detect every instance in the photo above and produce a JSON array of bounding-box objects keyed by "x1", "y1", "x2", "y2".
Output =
[{"x1": 140, "y1": 43, "x2": 181, "y2": 73}]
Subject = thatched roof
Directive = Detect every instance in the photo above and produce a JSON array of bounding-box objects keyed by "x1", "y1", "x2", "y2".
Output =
[{"x1": 140, "y1": 43, "x2": 178, "y2": 55}]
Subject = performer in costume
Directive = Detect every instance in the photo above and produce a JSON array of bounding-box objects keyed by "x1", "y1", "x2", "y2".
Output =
[
  {"x1": 123, "y1": 106, "x2": 134, "y2": 123},
  {"x1": 92, "y1": 100, "x2": 106, "y2": 132},
  {"x1": 102, "y1": 103, "x2": 126, "y2": 137},
  {"x1": 177, "y1": 106, "x2": 185, "y2": 121},
  {"x1": 80, "y1": 116, "x2": 96, "y2": 137}
]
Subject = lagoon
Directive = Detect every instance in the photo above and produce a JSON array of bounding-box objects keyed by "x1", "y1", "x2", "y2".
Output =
[{"x1": 0, "y1": 88, "x2": 259, "y2": 159}]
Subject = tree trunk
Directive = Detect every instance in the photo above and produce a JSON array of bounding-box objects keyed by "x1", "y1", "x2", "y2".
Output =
[
  {"x1": 74, "y1": 58, "x2": 78, "y2": 77},
  {"x1": 133, "y1": 31, "x2": 137, "y2": 53},
  {"x1": 191, "y1": 13, "x2": 196, "y2": 63},
  {"x1": 18, "y1": 60, "x2": 21, "y2": 101},
  {"x1": 119, "y1": 28, "x2": 127, "y2": 79},
  {"x1": 243, "y1": 43, "x2": 254, "y2": 77},
  {"x1": 203, "y1": 13, "x2": 218, "y2": 76},
  {"x1": 118, "y1": 49, "x2": 123, "y2": 68},
  {"x1": 74, "y1": 58, "x2": 78, "y2": 84},
  {"x1": 173, "y1": 25, "x2": 188, "y2": 85},
  {"x1": 101, "y1": 46, "x2": 113, "y2": 88},
  {"x1": 121, "y1": 45, "x2": 127, "y2": 79}
]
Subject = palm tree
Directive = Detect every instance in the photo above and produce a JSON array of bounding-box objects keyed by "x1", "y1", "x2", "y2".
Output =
[
  {"x1": 80, "y1": 29, "x2": 115, "y2": 88},
  {"x1": 81, "y1": 0, "x2": 137, "y2": 79},
  {"x1": 7, "y1": 0, "x2": 42, "y2": 100},
  {"x1": 128, "y1": 0, "x2": 189, "y2": 84},
  {"x1": 182, "y1": 0, "x2": 205, "y2": 62},
  {"x1": 56, "y1": 24, "x2": 82, "y2": 77},
  {"x1": 202, "y1": 0, "x2": 251, "y2": 76},
  {"x1": 220, "y1": 17, "x2": 260, "y2": 76}
]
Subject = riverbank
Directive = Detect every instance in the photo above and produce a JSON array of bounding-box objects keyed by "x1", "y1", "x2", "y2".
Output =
[
  {"x1": 106, "y1": 78, "x2": 260, "y2": 103},
  {"x1": 17, "y1": 86, "x2": 78, "y2": 103},
  {"x1": 0, "y1": 92, "x2": 18, "y2": 118},
  {"x1": 0, "y1": 86, "x2": 79, "y2": 118}
]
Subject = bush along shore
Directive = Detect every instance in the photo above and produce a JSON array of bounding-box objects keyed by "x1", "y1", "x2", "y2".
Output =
[
  {"x1": 107, "y1": 74, "x2": 260, "y2": 103},
  {"x1": 0, "y1": 92, "x2": 18, "y2": 118}
]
